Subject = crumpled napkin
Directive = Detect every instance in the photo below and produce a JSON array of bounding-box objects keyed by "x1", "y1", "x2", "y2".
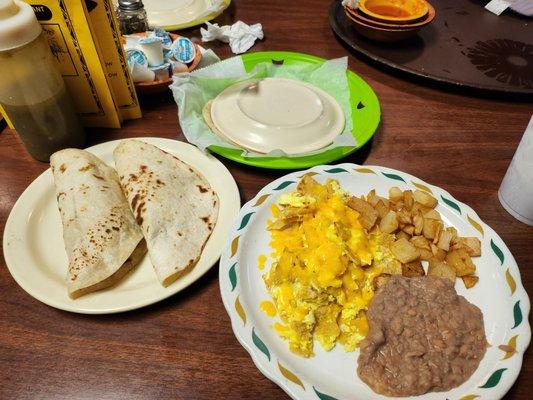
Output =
[{"x1": 200, "y1": 21, "x2": 264, "y2": 54}]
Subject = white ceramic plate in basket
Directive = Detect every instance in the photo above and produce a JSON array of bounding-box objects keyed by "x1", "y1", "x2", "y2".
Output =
[
  {"x1": 219, "y1": 163, "x2": 530, "y2": 400},
  {"x1": 3, "y1": 138, "x2": 240, "y2": 314}
]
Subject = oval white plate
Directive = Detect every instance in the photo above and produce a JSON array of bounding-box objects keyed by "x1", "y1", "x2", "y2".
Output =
[
  {"x1": 219, "y1": 163, "x2": 530, "y2": 400},
  {"x1": 210, "y1": 78, "x2": 345, "y2": 155},
  {"x1": 3, "y1": 138, "x2": 240, "y2": 314}
]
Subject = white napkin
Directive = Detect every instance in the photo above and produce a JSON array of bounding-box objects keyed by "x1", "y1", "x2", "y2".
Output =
[
  {"x1": 200, "y1": 21, "x2": 264, "y2": 54},
  {"x1": 485, "y1": 0, "x2": 533, "y2": 16}
]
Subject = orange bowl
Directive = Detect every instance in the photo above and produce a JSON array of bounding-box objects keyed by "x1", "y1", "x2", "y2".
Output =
[
  {"x1": 344, "y1": 8, "x2": 426, "y2": 42},
  {"x1": 125, "y1": 32, "x2": 202, "y2": 95},
  {"x1": 358, "y1": 0, "x2": 429, "y2": 24},
  {"x1": 345, "y1": 3, "x2": 435, "y2": 29}
]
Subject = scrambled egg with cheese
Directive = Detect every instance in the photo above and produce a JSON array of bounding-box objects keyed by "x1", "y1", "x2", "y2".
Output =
[{"x1": 263, "y1": 176, "x2": 397, "y2": 357}]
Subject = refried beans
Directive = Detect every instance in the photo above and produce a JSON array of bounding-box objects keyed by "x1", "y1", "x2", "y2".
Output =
[{"x1": 357, "y1": 275, "x2": 487, "y2": 397}]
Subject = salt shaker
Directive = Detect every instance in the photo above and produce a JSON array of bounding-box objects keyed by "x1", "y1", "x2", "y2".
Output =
[
  {"x1": 116, "y1": 0, "x2": 149, "y2": 35},
  {"x1": 498, "y1": 115, "x2": 533, "y2": 226},
  {"x1": 0, "y1": 0, "x2": 85, "y2": 161}
]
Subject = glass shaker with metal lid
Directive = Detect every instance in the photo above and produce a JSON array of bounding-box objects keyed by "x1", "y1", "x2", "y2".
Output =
[
  {"x1": 116, "y1": 0, "x2": 149, "y2": 35},
  {"x1": 0, "y1": 0, "x2": 85, "y2": 162}
]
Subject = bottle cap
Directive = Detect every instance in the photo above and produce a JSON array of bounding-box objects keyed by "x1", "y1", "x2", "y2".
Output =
[
  {"x1": 0, "y1": 0, "x2": 42, "y2": 51},
  {"x1": 118, "y1": 0, "x2": 145, "y2": 11}
]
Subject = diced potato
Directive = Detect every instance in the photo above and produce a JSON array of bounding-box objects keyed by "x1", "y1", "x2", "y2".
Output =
[
  {"x1": 367, "y1": 190, "x2": 389, "y2": 208},
  {"x1": 402, "y1": 225, "x2": 415, "y2": 235},
  {"x1": 390, "y1": 200, "x2": 404, "y2": 211},
  {"x1": 419, "y1": 248, "x2": 433, "y2": 261},
  {"x1": 397, "y1": 209, "x2": 412, "y2": 225},
  {"x1": 423, "y1": 218, "x2": 443, "y2": 240},
  {"x1": 410, "y1": 235, "x2": 431, "y2": 250},
  {"x1": 396, "y1": 230, "x2": 410, "y2": 241},
  {"x1": 430, "y1": 243, "x2": 447, "y2": 261},
  {"x1": 452, "y1": 237, "x2": 482, "y2": 257},
  {"x1": 433, "y1": 221, "x2": 443, "y2": 244},
  {"x1": 402, "y1": 260, "x2": 425, "y2": 277},
  {"x1": 428, "y1": 259, "x2": 456, "y2": 283},
  {"x1": 445, "y1": 249, "x2": 476, "y2": 276},
  {"x1": 412, "y1": 202, "x2": 432, "y2": 217},
  {"x1": 347, "y1": 196, "x2": 378, "y2": 230},
  {"x1": 437, "y1": 229, "x2": 454, "y2": 251},
  {"x1": 447, "y1": 226, "x2": 458, "y2": 242},
  {"x1": 462, "y1": 275, "x2": 479, "y2": 289},
  {"x1": 403, "y1": 190, "x2": 414, "y2": 210},
  {"x1": 374, "y1": 200, "x2": 390, "y2": 219},
  {"x1": 413, "y1": 190, "x2": 438, "y2": 208},
  {"x1": 390, "y1": 237, "x2": 419, "y2": 263},
  {"x1": 379, "y1": 210, "x2": 399, "y2": 233},
  {"x1": 373, "y1": 274, "x2": 390, "y2": 290},
  {"x1": 423, "y1": 209, "x2": 441, "y2": 220},
  {"x1": 376, "y1": 258, "x2": 402, "y2": 275},
  {"x1": 389, "y1": 187, "x2": 403, "y2": 202},
  {"x1": 413, "y1": 214, "x2": 424, "y2": 235}
]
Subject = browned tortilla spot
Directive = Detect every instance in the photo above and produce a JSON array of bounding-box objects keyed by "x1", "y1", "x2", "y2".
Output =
[
  {"x1": 177, "y1": 231, "x2": 182, "y2": 236},
  {"x1": 201, "y1": 217, "x2": 209, "y2": 223},
  {"x1": 78, "y1": 163, "x2": 95, "y2": 172},
  {"x1": 197, "y1": 185, "x2": 208, "y2": 193},
  {"x1": 92, "y1": 173, "x2": 104, "y2": 180},
  {"x1": 131, "y1": 193, "x2": 141, "y2": 210},
  {"x1": 105, "y1": 229, "x2": 111, "y2": 234},
  {"x1": 213, "y1": 200, "x2": 217, "y2": 206},
  {"x1": 60, "y1": 164, "x2": 66, "y2": 173},
  {"x1": 156, "y1": 179, "x2": 165, "y2": 186},
  {"x1": 140, "y1": 165, "x2": 147, "y2": 173},
  {"x1": 112, "y1": 226, "x2": 119, "y2": 231}
]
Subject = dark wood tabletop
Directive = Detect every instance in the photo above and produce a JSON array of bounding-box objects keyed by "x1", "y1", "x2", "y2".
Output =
[{"x1": 0, "y1": 0, "x2": 531, "y2": 399}]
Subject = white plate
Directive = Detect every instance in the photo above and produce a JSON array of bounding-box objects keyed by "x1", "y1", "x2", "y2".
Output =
[
  {"x1": 143, "y1": 0, "x2": 228, "y2": 30},
  {"x1": 210, "y1": 78, "x2": 345, "y2": 155},
  {"x1": 219, "y1": 164, "x2": 531, "y2": 400},
  {"x1": 3, "y1": 138, "x2": 240, "y2": 314}
]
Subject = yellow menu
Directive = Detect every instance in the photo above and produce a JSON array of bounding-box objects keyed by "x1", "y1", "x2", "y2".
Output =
[
  {"x1": 86, "y1": 0, "x2": 142, "y2": 120},
  {"x1": 25, "y1": 0, "x2": 121, "y2": 128}
]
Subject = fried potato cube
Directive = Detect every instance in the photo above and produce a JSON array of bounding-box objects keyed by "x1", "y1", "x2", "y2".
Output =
[
  {"x1": 430, "y1": 243, "x2": 447, "y2": 261},
  {"x1": 375, "y1": 258, "x2": 402, "y2": 275},
  {"x1": 445, "y1": 248, "x2": 476, "y2": 276},
  {"x1": 413, "y1": 190, "x2": 438, "y2": 208},
  {"x1": 402, "y1": 225, "x2": 415, "y2": 235},
  {"x1": 410, "y1": 235, "x2": 431, "y2": 250},
  {"x1": 462, "y1": 275, "x2": 479, "y2": 289},
  {"x1": 379, "y1": 210, "x2": 399, "y2": 233},
  {"x1": 419, "y1": 248, "x2": 433, "y2": 261},
  {"x1": 402, "y1": 260, "x2": 425, "y2": 277},
  {"x1": 374, "y1": 200, "x2": 390, "y2": 219},
  {"x1": 396, "y1": 230, "x2": 410, "y2": 241},
  {"x1": 391, "y1": 237, "x2": 419, "y2": 263},
  {"x1": 389, "y1": 186, "x2": 403, "y2": 202},
  {"x1": 437, "y1": 229, "x2": 454, "y2": 251},
  {"x1": 422, "y1": 218, "x2": 443, "y2": 240},
  {"x1": 428, "y1": 258, "x2": 456, "y2": 283},
  {"x1": 452, "y1": 237, "x2": 482, "y2": 257},
  {"x1": 397, "y1": 208, "x2": 412, "y2": 225},
  {"x1": 447, "y1": 226, "x2": 458, "y2": 242},
  {"x1": 390, "y1": 200, "x2": 405, "y2": 211},
  {"x1": 423, "y1": 209, "x2": 441, "y2": 221},
  {"x1": 413, "y1": 214, "x2": 424, "y2": 235},
  {"x1": 403, "y1": 190, "x2": 414, "y2": 210},
  {"x1": 373, "y1": 274, "x2": 391, "y2": 290},
  {"x1": 411, "y1": 202, "x2": 432, "y2": 217},
  {"x1": 347, "y1": 196, "x2": 378, "y2": 230},
  {"x1": 367, "y1": 190, "x2": 389, "y2": 208}
]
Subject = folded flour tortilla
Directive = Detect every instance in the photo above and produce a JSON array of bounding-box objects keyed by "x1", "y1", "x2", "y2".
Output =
[
  {"x1": 50, "y1": 149, "x2": 146, "y2": 298},
  {"x1": 113, "y1": 140, "x2": 219, "y2": 286}
]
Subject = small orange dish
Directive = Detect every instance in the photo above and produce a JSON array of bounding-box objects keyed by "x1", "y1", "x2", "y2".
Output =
[{"x1": 359, "y1": 0, "x2": 429, "y2": 23}]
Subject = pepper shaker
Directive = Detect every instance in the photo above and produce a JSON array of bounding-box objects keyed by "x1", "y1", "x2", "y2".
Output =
[{"x1": 116, "y1": 0, "x2": 149, "y2": 35}]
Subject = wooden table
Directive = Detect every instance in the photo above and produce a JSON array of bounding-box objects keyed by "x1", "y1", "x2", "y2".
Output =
[{"x1": 0, "y1": 1, "x2": 531, "y2": 398}]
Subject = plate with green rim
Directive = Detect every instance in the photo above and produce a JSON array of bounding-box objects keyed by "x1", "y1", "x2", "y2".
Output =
[
  {"x1": 219, "y1": 163, "x2": 530, "y2": 400},
  {"x1": 207, "y1": 51, "x2": 381, "y2": 169}
]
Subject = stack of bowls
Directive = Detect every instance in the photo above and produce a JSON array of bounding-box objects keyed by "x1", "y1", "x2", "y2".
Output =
[{"x1": 344, "y1": 0, "x2": 436, "y2": 43}]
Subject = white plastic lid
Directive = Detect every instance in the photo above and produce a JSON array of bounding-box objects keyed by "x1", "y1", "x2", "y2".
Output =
[{"x1": 0, "y1": 0, "x2": 41, "y2": 51}]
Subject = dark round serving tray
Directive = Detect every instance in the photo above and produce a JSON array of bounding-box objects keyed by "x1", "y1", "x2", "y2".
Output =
[{"x1": 329, "y1": 0, "x2": 533, "y2": 95}]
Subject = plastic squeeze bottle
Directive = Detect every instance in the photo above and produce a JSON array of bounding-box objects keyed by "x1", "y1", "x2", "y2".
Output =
[{"x1": 0, "y1": 0, "x2": 85, "y2": 161}]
